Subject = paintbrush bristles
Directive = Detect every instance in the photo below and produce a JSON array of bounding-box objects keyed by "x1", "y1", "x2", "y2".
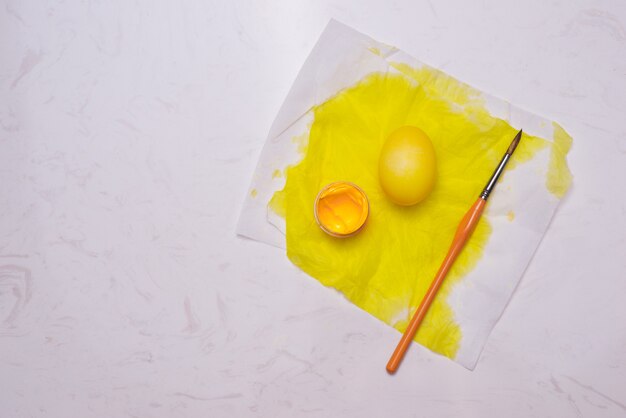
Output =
[{"x1": 506, "y1": 129, "x2": 523, "y2": 155}]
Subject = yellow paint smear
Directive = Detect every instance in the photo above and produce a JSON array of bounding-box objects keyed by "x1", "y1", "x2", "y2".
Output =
[
  {"x1": 547, "y1": 122, "x2": 573, "y2": 198},
  {"x1": 271, "y1": 67, "x2": 570, "y2": 359},
  {"x1": 507, "y1": 210, "x2": 515, "y2": 222},
  {"x1": 250, "y1": 188, "x2": 258, "y2": 198},
  {"x1": 292, "y1": 132, "x2": 309, "y2": 155},
  {"x1": 268, "y1": 188, "x2": 285, "y2": 218}
]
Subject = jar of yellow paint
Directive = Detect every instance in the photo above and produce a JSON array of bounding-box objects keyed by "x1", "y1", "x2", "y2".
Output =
[{"x1": 314, "y1": 182, "x2": 369, "y2": 237}]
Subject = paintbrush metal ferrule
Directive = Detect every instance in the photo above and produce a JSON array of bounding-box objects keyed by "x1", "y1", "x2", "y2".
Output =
[{"x1": 479, "y1": 130, "x2": 523, "y2": 200}]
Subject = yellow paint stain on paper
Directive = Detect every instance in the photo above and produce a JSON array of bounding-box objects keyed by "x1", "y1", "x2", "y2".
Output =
[
  {"x1": 368, "y1": 46, "x2": 381, "y2": 56},
  {"x1": 268, "y1": 188, "x2": 286, "y2": 218},
  {"x1": 291, "y1": 132, "x2": 309, "y2": 155},
  {"x1": 547, "y1": 123, "x2": 573, "y2": 198},
  {"x1": 270, "y1": 68, "x2": 570, "y2": 359},
  {"x1": 250, "y1": 189, "x2": 258, "y2": 198},
  {"x1": 507, "y1": 210, "x2": 515, "y2": 222},
  {"x1": 272, "y1": 169, "x2": 283, "y2": 179}
]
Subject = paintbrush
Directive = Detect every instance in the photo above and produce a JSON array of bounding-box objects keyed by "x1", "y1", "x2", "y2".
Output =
[{"x1": 386, "y1": 129, "x2": 523, "y2": 373}]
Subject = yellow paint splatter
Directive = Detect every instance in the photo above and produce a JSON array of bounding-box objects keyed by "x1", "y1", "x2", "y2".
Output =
[
  {"x1": 507, "y1": 210, "x2": 515, "y2": 222},
  {"x1": 368, "y1": 46, "x2": 381, "y2": 56},
  {"x1": 272, "y1": 169, "x2": 282, "y2": 179},
  {"x1": 271, "y1": 68, "x2": 567, "y2": 359},
  {"x1": 250, "y1": 188, "x2": 258, "y2": 198},
  {"x1": 547, "y1": 123, "x2": 573, "y2": 198}
]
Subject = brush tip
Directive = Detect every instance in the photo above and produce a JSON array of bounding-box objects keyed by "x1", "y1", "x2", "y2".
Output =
[{"x1": 507, "y1": 129, "x2": 523, "y2": 155}]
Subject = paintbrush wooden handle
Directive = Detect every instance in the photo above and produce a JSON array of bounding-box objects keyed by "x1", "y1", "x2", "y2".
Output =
[{"x1": 386, "y1": 197, "x2": 486, "y2": 373}]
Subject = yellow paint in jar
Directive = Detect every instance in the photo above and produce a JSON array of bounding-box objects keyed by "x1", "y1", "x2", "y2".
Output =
[{"x1": 314, "y1": 182, "x2": 369, "y2": 237}]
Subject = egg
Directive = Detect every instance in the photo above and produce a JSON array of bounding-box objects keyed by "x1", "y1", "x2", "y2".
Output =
[{"x1": 378, "y1": 126, "x2": 437, "y2": 206}]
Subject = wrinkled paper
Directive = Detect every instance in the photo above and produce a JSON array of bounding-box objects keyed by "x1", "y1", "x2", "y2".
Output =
[{"x1": 237, "y1": 20, "x2": 572, "y2": 369}]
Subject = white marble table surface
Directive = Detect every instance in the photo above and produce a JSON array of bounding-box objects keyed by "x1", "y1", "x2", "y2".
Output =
[{"x1": 1, "y1": 1, "x2": 625, "y2": 417}]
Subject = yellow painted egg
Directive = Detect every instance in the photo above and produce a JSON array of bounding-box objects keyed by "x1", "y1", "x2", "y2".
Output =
[{"x1": 378, "y1": 126, "x2": 437, "y2": 206}]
